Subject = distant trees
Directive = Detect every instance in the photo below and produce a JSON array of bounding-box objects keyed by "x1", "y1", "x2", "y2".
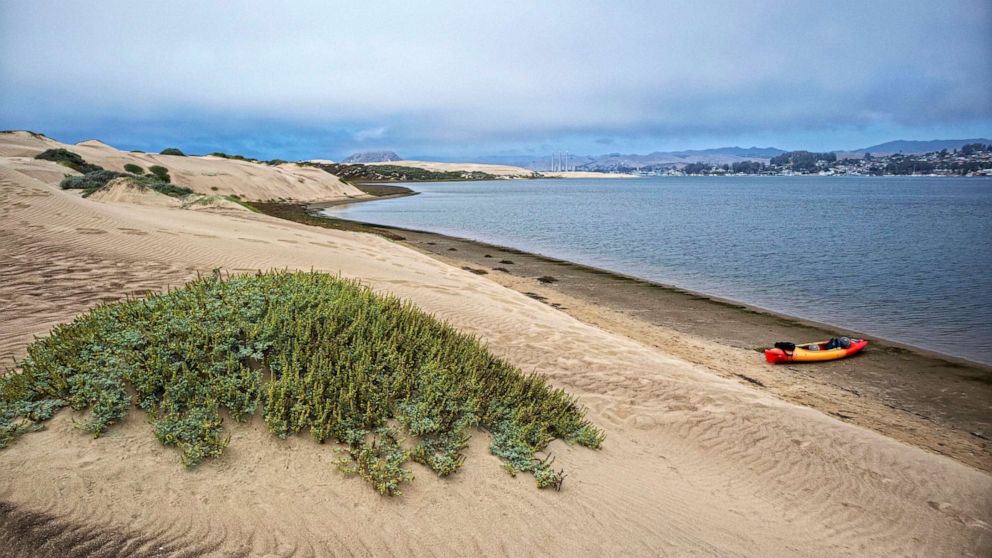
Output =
[
  {"x1": 731, "y1": 161, "x2": 765, "y2": 174},
  {"x1": 884, "y1": 159, "x2": 935, "y2": 175},
  {"x1": 160, "y1": 147, "x2": 186, "y2": 156},
  {"x1": 683, "y1": 163, "x2": 711, "y2": 174},
  {"x1": 960, "y1": 143, "x2": 990, "y2": 156},
  {"x1": 770, "y1": 151, "x2": 836, "y2": 171}
]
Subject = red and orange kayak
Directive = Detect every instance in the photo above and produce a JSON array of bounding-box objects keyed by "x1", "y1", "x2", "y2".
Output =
[{"x1": 765, "y1": 338, "x2": 867, "y2": 364}]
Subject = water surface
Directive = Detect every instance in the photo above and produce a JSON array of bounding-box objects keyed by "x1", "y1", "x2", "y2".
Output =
[{"x1": 325, "y1": 176, "x2": 992, "y2": 364}]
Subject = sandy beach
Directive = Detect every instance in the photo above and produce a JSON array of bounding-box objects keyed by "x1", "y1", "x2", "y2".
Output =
[{"x1": 1, "y1": 131, "x2": 991, "y2": 557}]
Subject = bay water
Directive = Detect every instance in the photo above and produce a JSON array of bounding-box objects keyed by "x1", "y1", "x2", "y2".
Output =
[{"x1": 324, "y1": 176, "x2": 992, "y2": 364}]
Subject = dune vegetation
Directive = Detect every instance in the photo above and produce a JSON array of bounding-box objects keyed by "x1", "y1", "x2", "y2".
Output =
[
  {"x1": 35, "y1": 147, "x2": 193, "y2": 199},
  {"x1": 0, "y1": 271, "x2": 602, "y2": 495}
]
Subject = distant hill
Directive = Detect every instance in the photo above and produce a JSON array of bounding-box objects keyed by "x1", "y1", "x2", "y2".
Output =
[
  {"x1": 664, "y1": 146, "x2": 786, "y2": 159},
  {"x1": 472, "y1": 139, "x2": 992, "y2": 172},
  {"x1": 342, "y1": 151, "x2": 401, "y2": 163},
  {"x1": 850, "y1": 139, "x2": 992, "y2": 155},
  {"x1": 571, "y1": 146, "x2": 787, "y2": 172}
]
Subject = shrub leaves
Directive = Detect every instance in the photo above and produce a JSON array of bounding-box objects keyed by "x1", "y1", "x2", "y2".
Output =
[{"x1": 0, "y1": 271, "x2": 602, "y2": 495}]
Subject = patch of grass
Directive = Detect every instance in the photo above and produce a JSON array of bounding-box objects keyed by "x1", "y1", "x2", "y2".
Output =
[
  {"x1": 537, "y1": 276, "x2": 558, "y2": 284},
  {"x1": 123, "y1": 163, "x2": 144, "y2": 175},
  {"x1": 352, "y1": 183, "x2": 415, "y2": 197},
  {"x1": 223, "y1": 196, "x2": 261, "y2": 213},
  {"x1": 499, "y1": 260, "x2": 515, "y2": 265},
  {"x1": 159, "y1": 148, "x2": 186, "y2": 156},
  {"x1": 461, "y1": 267, "x2": 489, "y2": 275},
  {"x1": 0, "y1": 271, "x2": 602, "y2": 495},
  {"x1": 148, "y1": 165, "x2": 171, "y2": 183},
  {"x1": 34, "y1": 148, "x2": 101, "y2": 174}
]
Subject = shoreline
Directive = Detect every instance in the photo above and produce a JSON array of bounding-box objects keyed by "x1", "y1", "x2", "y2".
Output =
[
  {"x1": 316, "y1": 188, "x2": 991, "y2": 370},
  {"x1": 281, "y1": 191, "x2": 992, "y2": 472},
  {"x1": 5, "y1": 131, "x2": 990, "y2": 556}
]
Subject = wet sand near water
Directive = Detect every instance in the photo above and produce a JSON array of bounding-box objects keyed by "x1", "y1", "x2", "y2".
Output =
[{"x1": 307, "y1": 200, "x2": 992, "y2": 473}]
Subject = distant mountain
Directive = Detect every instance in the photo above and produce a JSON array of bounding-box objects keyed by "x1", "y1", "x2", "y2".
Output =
[
  {"x1": 342, "y1": 151, "x2": 401, "y2": 163},
  {"x1": 665, "y1": 146, "x2": 786, "y2": 158},
  {"x1": 850, "y1": 139, "x2": 992, "y2": 155}
]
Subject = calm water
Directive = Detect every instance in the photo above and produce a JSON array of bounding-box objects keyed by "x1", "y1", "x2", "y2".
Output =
[{"x1": 325, "y1": 177, "x2": 992, "y2": 364}]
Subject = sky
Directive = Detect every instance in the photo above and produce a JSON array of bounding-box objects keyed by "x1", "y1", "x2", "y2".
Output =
[{"x1": 1, "y1": 0, "x2": 990, "y2": 161}]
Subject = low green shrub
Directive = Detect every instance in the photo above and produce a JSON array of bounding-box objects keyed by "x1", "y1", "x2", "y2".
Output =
[
  {"x1": 59, "y1": 170, "x2": 129, "y2": 193},
  {"x1": 123, "y1": 163, "x2": 144, "y2": 175},
  {"x1": 34, "y1": 148, "x2": 102, "y2": 173},
  {"x1": 159, "y1": 148, "x2": 186, "y2": 156},
  {"x1": 59, "y1": 172, "x2": 192, "y2": 198},
  {"x1": 148, "y1": 165, "x2": 171, "y2": 182},
  {"x1": 0, "y1": 271, "x2": 602, "y2": 494}
]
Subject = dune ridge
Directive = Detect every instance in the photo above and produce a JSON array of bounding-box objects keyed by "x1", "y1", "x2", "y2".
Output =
[
  {"x1": 0, "y1": 134, "x2": 990, "y2": 556},
  {"x1": 0, "y1": 131, "x2": 364, "y2": 201}
]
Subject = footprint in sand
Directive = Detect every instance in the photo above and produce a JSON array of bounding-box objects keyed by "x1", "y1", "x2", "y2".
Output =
[
  {"x1": 75, "y1": 228, "x2": 108, "y2": 235},
  {"x1": 238, "y1": 238, "x2": 270, "y2": 244},
  {"x1": 927, "y1": 501, "x2": 992, "y2": 530}
]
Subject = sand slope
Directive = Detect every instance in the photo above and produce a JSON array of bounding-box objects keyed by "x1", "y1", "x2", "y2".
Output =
[
  {"x1": 0, "y1": 131, "x2": 364, "y2": 201},
  {"x1": 0, "y1": 148, "x2": 990, "y2": 557}
]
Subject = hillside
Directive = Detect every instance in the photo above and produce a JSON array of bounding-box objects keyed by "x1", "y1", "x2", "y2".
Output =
[
  {"x1": 0, "y1": 131, "x2": 364, "y2": 202},
  {"x1": 850, "y1": 138, "x2": 992, "y2": 155},
  {"x1": 342, "y1": 150, "x2": 402, "y2": 163}
]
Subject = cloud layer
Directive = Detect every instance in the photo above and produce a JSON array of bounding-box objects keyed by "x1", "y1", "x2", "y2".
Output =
[{"x1": 2, "y1": 0, "x2": 989, "y2": 158}]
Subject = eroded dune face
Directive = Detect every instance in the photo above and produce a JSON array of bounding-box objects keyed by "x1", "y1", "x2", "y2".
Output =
[
  {"x1": 0, "y1": 131, "x2": 364, "y2": 201},
  {"x1": 0, "y1": 136, "x2": 990, "y2": 557}
]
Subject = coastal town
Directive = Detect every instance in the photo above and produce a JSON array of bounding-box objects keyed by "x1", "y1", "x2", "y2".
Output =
[{"x1": 621, "y1": 143, "x2": 992, "y2": 177}]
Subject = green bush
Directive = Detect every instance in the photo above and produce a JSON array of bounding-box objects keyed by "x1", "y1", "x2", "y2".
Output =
[
  {"x1": 59, "y1": 170, "x2": 129, "y2": 193},
  {"x1": 209, "y1": 152, "x2": 256, "y2": 162},
  {"x1": 145, "y1": 179, "x2": 193, "y2": 198},
  {"x1": 159, "y1": 148, "x2": 186, "y2": 156},
  {"x1": 0, "y1": 271, "x2": 602, "y2": 494},
  {"x1": 59, "y1": 172, "x2": 192, "y2": 198},
  {"x1": 148, "y1": 165, "x2": 171, "y2": 182},
  {"x1": 34, "y1": 148, "x2": 102, "y2": 173},
  {"x1": 123, "y1": 163, "x2": 144, "y2": 175}
]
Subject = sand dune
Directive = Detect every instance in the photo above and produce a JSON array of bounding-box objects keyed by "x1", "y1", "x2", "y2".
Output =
[
  {"x1": 0, "y1": 131, "x2": 364, "y2": 201},
  {"x1": 367, "y1": 160, "x2": 632, "y2": 179},
  {"x1": 1, "y1": 138, "x2": 990, "y2": 557}
]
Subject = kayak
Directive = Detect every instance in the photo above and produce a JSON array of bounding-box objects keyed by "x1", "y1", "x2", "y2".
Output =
[{"x1": 764, "y1": 338, "x2": 867, "y2": 364}]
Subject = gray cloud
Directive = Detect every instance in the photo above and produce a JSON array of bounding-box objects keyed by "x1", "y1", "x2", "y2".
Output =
[{"x1": 1, "y1": 0, "x2": 989, "y2": 157}]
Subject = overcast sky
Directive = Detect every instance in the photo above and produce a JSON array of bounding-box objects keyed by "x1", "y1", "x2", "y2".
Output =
[{"x1": 1, "y1": 0, "x2": 990, "y2": 160}]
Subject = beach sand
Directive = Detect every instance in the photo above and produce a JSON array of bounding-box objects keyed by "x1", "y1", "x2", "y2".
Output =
[
  {"x1": 1, "y1": 132, "x2": 990, "y2": 556},
  {"x1": 350, "y1": 222, "x2": 991, "y2": 473}
]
